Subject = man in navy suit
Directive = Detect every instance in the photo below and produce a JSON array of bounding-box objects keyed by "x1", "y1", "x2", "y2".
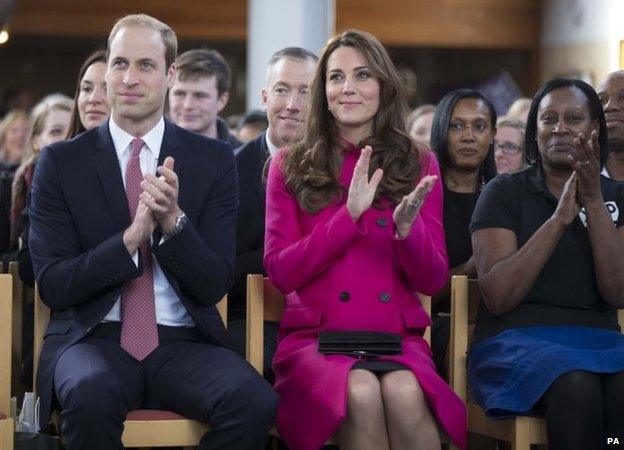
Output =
[
  {"x1": 228, "y1": 47, "x2": 317, "y2": 382},
  {"x1": 29, "y1": 14, "x2": 276, "y2": 450}
]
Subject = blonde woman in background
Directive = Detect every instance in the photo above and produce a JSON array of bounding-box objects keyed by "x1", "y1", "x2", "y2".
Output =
[
  {"x1": 408, "y1": 103, "x2": 436, "y2": 147},
  {"x1": 0, "y1": 109, "x2": 29, "y2": 170},
  {"x1": 506, "y1": 97, "x2": 531, "y2": 122},
  {"x1": 494, "y1": 117, "x2": 527, "y2": 174},
  {"x1": 11, "y1": 95, "x2": 72, "y2": 248}
]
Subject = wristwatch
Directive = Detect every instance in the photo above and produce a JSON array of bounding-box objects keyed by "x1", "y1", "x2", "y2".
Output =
[{"x1": 162, "y1": 211, "x2": 188, "y2": 240}]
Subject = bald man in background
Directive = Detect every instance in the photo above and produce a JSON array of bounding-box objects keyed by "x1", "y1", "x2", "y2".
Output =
[{"x1": 599, "y1": 70, "x2": 624, "y2": 180}]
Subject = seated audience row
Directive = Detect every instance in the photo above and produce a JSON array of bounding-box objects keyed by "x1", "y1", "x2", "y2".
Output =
[{"x1": 12, "y1": 10, "x2": 624, "y2": 450}]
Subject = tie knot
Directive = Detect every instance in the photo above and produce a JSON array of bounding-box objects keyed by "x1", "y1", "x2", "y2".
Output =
[{"x1": 131, "y1": 138, "x2": 145, "y2": 158}]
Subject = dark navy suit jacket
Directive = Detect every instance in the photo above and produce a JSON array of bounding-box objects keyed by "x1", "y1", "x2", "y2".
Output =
[
  {"x1": 29, "y1": 119, "x2": 238, "y2": 428},
  {"x1": 230, "y1": 133, "x2": 269, "y2": 319}
]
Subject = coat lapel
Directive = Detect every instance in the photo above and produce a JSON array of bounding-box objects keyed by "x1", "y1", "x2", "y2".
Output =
[{"x1": 93, "y1": 121, "x2": 131, "y2": 231}]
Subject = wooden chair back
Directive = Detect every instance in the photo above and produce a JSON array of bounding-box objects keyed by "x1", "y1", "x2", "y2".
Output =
[
  {"x1": 8, "y1": 261, "x2": 29, "y2": 406},
  {"x1": 0, "y1": 274, "x2": 13, "y2": 450},
  {"x1": 448, "y1": 275, "x2": 480, "y2": 403},
  {"x1": 449, "y1": 275, "x2": 549, "y2": 450},
  {"x1": 245, "y1": 274, "x2": 284, "y2": 375},
  {"x1": 0, "y1": 275, "x2": 13, "y2": 419}
]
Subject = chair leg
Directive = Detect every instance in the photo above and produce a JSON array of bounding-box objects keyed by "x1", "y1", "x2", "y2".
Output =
[{"x1": 511, "y1": 416, "x2": 531, "y2": 450}]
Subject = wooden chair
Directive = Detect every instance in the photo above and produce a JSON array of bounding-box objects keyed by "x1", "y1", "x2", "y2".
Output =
[
  {"x1": 449, "y1": 275, "x2": 549, "y2": 450},
  {"x1": 0, "y1": 274, "x2": 14, "y2": 450},
  {"x1": 34, "y1": 286, "x2": 228, "y2": 448},
  {"x1": 8, "y1": 262, "x2": 29, "y2": 409},
  {"x1": 245, "y1": 274, "x2": 451, "y2": 447}
]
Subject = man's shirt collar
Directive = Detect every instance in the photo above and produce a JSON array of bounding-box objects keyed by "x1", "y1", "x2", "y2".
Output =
[{"x1": 109, "y1": 116, "x2": 165, "y2": 159}]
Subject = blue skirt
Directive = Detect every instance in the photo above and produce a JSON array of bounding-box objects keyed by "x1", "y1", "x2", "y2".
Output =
[{"x1": 468, "y1": 326, "x2": 624, "y2": 419}]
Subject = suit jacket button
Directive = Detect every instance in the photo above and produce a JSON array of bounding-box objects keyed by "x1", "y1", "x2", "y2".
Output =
[
  {"x1": 376, "y1": 217, "x2": 388, "y2": 227},
  {"x1": 339, "y1": 291, "x2": 351, "y2": 302},
  {"x1": 379, "y1": 292, "x2": 391, "y2": 303}
]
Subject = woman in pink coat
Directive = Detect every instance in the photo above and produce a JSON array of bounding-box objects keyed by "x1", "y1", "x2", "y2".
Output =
[{"x1": 264, "y1": 29, "x2": 466, "y2": 450}]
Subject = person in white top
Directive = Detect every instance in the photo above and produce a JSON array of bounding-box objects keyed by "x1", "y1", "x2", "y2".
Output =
[{"x1": 29, "y1": 13, "x2": 277, "y2": 450}]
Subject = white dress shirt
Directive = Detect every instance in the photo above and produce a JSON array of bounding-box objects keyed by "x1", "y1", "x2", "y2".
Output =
[
  {"x1": 265, "y1": 130, "x2": 279, "y2": 157},
  {"x1": 102, "y1": 117, "x2": 195, "y2": 327}
]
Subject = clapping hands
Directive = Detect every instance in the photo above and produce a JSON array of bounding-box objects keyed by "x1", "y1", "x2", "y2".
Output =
[
  {"x1": 393, "y1": 175, "x2": 437, "y2": 239},
  {"x1": 346, "y1": 146, "x2": 383, "y2": 222},
  {"x1": 346, "y1": 145, "x2": 436, "y2": 239}
]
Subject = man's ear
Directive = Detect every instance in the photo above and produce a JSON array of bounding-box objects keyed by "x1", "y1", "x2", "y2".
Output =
[
  {"x1": 217, "y1": 92, "x2": 229, "y2": 113},
  {"x1": 261, "y1": 87, "x2": 268, "y2": 107},
  {"x1": 167, "y1": 64, "x2": 176, "y2": 89}
]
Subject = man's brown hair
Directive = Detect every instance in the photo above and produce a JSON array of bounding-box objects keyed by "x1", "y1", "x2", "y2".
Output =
[
  {"x1": 108, "y1": 14, "x2": 178, "y2": 70},
  {"x1": 176, "y1": 49, "x2": 231, "y2": 96}
]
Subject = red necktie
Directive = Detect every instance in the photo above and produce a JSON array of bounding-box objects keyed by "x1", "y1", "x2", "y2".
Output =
[{"x1": 120, "y1": 138, "x2": 159, "y2": 360}]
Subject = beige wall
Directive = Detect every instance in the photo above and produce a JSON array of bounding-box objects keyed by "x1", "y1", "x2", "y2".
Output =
[
  {"x1": 336, "y1": 0, "x2": 540, "y2": 49},
  {"x1": 539, "y1": 0, "x2": 624, "y2": 87},
  {"x1": 9, "y1": 0, "x2": 248, "y2": 40},
  {"x1": 540, "y1": 41, "x2": 610, "y2": 87},
  {"x1": 10, "y1": 0, "x2": 540, "y2": 50}
]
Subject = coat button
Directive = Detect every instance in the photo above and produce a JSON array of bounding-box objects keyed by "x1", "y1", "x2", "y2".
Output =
[
  {"x1": 376, "y1": 217, "x2": 388, "y2": 227},
  {"x1": 379, "y1": 292, "x2": 391, "y2": 303},
  {"x1": 339, "y1": 291, "x2": 351, "y2": 302}
]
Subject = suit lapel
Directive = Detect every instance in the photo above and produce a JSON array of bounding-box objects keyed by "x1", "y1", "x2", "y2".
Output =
[
  {"x1": 152, "y1": 120, "x2": 182, "y2": 243},
  {"x1": 256, "y1": 134, "x2": 270, "y2": 213},
  {"x1": 93, "y1": 121, "x2": 130, "y2": 231}
]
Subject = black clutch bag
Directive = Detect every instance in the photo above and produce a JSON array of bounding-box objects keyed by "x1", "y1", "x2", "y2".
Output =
[{"x1": 318, "y1": 331, "x2": 402, "y2": 357}]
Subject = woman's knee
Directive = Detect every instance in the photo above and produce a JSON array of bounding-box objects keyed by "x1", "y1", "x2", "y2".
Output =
[
  {"x1": 380, "y1": 370, "x2": 429, "y2": 420},
  {"x1": 346, "y1": 369, "x2": 382, "y2": 412},
  {"x1": 544, "y1": 370, "x2": 602, "y2": 412}
]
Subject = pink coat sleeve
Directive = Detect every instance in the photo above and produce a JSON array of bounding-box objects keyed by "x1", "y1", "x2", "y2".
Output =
[
  {"x1": 393, "y1": 151, "x2": 449, "y2": 295},
  {"x1": 263, "y1": 151, "x2": 366, "y2": 294}
]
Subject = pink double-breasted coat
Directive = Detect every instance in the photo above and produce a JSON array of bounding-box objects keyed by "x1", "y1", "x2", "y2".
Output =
[{"x1": 264, "y1": 143, "x2": 467, "y2": 450}]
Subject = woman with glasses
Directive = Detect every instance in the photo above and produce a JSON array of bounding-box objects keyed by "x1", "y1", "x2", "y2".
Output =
[
  {"x1": 429, "y1": 89, "x2": 497, "y2": 376},
  {"x1": 495, "y1": 117, "x2": 527, "y2": 174}
]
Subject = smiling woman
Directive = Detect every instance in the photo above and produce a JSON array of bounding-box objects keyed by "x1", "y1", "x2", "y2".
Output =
[
  {"x1": 469, "y1": 78, "x2": 624, "y2": 450},
  {"x1": 67, "y1": 50, "x2": 110, "y2": 138},
  {"x1": 264, "y1": 29, "x2": 467, "y2": 450},
  {"x1": 11, "y1": 94, "x2": 72, "y2": 248}
]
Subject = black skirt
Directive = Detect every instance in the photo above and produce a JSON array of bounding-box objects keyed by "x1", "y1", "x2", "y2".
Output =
[{"x1": 351, "y1": 360, "x2": 407, "y2": 374}]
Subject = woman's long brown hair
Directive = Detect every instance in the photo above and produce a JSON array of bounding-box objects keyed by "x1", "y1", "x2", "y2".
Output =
[
  {"x1": 282, "y1": 29, "x2": 420, "y2": 214},
  {"x1": 67, "y1": 50, "x2": 107, "y2": 138}
]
